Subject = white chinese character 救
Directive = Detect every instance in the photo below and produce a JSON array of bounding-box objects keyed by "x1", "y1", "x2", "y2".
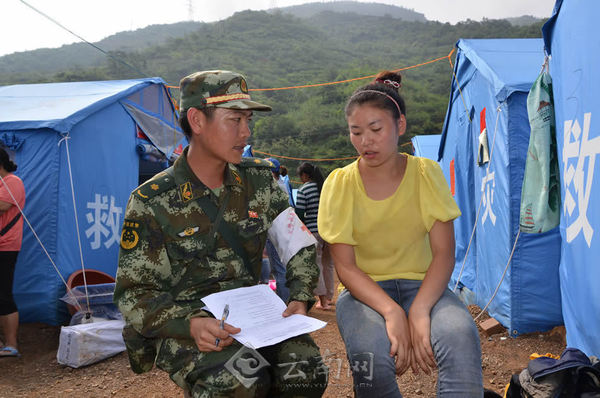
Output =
[{"x1": 85, "y1": 194, "x2": 123, "y2": 250}]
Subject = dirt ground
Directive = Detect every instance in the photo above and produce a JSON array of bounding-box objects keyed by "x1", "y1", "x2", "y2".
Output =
[{"x1": 0, "y1": 301, "x2": 566, "y2": 398}]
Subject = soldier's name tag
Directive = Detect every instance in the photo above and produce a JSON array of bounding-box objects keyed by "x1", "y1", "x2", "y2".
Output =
[{"x1": 178, "y1": 226, "x2": 199, "y2": 237}]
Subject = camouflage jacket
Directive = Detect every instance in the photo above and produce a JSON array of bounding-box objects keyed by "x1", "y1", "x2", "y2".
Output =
[{"x1": 114, "y1": 147, "x2": 318, "y2": 372}]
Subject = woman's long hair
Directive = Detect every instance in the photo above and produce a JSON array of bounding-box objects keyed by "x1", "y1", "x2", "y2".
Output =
[
  {"x1": 0, "y1": 147, "x2": 17, "y2": 172},
  {"x1": 297, "y1": 162, "x2": 325, "y2": 193}
]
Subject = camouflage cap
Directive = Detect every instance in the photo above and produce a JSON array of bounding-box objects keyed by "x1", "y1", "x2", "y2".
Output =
[{"x1": 179, "y1": 70, "x2": 271, "y2": 112}]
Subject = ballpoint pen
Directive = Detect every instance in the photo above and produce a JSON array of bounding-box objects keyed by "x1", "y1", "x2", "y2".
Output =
[{"x1": 215, "y1": 304, "x2": 229, "y2": 347}]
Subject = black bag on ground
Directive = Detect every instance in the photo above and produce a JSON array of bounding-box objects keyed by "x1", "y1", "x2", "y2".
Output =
[{"x1": 504, "y1": 348, "x2": 600, "y2": 397}]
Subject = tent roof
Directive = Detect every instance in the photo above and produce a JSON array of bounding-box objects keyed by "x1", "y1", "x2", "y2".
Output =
[
  {"x1": 0, "y1": 77, "x2": 166, "y2": 134},
  {"x1": 542, "y1": 0, "x2": 564, "y2": 55},
  {"x1": 457, "y1": 38, "x2": 545, "y2": 102},
  {"x1": 439, "y1": 38, "x2": 545, "y2": 160}
]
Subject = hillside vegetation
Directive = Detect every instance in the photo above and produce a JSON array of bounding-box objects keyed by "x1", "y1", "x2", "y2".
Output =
[{"x1": 0, "y1": 3, "x2": 545, "y2": 179}]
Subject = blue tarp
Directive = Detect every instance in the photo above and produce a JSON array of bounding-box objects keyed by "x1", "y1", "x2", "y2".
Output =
[
  {"x1": 0, "y1": 78, "x2": 185, "y2": 325},
  {"x1": 438, "y1": 39, "x2": 563, "y2": 335},
  {"x1": 543, "y1": 0, "x2": 600, "y2": 357},
  {"x1": 411, "y1": 134, "x2": 441, "y2": 160}
]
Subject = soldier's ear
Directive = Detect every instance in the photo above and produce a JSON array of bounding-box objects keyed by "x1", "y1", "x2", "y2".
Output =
[{"x1": 187, "y1": 107, "x2": 207, "y2": 133}]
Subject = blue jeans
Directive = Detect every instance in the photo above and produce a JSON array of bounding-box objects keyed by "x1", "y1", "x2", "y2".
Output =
[
  {"x1": 336, "y1": 279, "x2": 482, "y2": 397},
  {"x1": 266, "y1": 239, "x2": 289, "y2": 302},
  {"x1": 260, "y1": 258, "x2": 271, "y2": 284}
]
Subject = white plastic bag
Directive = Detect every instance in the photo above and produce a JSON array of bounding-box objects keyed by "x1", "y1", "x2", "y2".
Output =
[{"x1": 57, "y1": 319, "x2": 126, "y2": 368}]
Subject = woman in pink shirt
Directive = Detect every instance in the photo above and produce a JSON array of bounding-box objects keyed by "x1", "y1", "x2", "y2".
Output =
[{"x1": 0, "y1": 147, "x2": 26, "y2": 358}]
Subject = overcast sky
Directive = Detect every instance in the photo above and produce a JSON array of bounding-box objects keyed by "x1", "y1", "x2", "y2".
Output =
[{"x1": 0, "y1": 0, "x2": 556, "y2": 57}]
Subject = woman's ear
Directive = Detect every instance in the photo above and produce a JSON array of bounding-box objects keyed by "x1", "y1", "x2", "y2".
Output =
[{"x1": 397, "y1": 114, "x2": 407, "y2": 137}]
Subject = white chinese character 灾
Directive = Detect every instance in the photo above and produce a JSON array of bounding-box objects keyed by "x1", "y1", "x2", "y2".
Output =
[
  {"x1": 481, "y1": 172, "x2": 497, "y2": 226},
  {"x1": 563, "y1": 112, "x2": 600, "y2": 247}
]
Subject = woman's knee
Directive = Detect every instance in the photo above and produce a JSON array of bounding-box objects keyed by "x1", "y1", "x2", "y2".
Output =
[
  {"x1": 430, "y1": 303, "x2": 480, "y2": 368},
  {"x1": 336, "y1": 292, "x2": 388, "y2": 353}
]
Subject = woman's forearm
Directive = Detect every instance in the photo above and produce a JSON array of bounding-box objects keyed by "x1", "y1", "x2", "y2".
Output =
[{"x1": 410, "y1": 220, "x2": 455, "y2": 314}]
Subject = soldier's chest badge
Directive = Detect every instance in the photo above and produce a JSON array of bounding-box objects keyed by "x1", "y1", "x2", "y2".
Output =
[
  {"x1": 178, "y1": 226, "x2": 199, "y2": 237},
  {"x1": 180, "y1": 182, "x2": 193, "y2": 202},
  {"x1": 121, "y1": 221, "x2": 140, "y2": 250},
  {"x1": 248, "y1": 210, "x2": 259, "y2": 219}
]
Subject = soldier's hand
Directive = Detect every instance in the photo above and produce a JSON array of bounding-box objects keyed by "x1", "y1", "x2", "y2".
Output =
[
  {"x1": 190, "y1": 317, "x2": 241, "y2": 352},
  {"x1": 282, "y1": 300, "x2": 307, "y2": 317}
]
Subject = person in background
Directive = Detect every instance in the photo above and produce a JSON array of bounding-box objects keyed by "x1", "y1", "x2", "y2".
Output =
[
  {"x1": 279, "y1": 165, "x2": 288, "y2": 177},
  {"x1": 266, "y1": 158, "x2": 295, "y2": 207},
  {"x1": 114, "y1": 70, "x2": 326, "y2": 397},
  {"x1": 260, "y1": 246, "x2": 271, "y2": 284},
  {"x1": 295, "y1": 162, "x2": 334, "y2": 310},
  {"x1": 318, "y1": 71, "x2": 482, "y2": 396},
  {"x1": 0, "y1": 147, "x2": 26, "y2": 358}
]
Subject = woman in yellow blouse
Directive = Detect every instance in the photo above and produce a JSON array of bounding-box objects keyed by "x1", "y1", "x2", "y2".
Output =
[{"x1": 318, "y1": 71, "x2": 482, "y2": 397}]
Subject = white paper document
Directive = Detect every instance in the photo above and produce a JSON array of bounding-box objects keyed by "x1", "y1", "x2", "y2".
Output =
[{"x1": 202, "y1": 284, "x2": 326, "y2": 349}]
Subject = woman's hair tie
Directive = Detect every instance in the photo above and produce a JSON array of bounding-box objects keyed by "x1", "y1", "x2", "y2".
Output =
[{"x1": 375, "y1": 78, "x2": 401, "y2": 89}]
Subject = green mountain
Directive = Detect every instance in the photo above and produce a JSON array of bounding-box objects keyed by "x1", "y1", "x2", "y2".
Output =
[
  {"x1": 506, "y1": 15, "x2": 545, "y2": 26},
  {"x1": 0, "y1": 3, "x2": 546, "y2": 179},
  {"x1": 274, "y1": 1, "x2": 426, "y2": 21}
]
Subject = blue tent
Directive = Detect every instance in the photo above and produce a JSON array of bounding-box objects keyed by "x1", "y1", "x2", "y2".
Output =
[
  {"x1": 0, "y1": 78, "x2": 186, "y2": 325},
  {"x1": 411, "y1": 134, "x2": 441, "y2": 160},
  {"x1": 438, "y1": 39, "x2": 563, "y2": 335},
  {"x1": 543, "y1": 0, "x2": 600, "y2": 357}
]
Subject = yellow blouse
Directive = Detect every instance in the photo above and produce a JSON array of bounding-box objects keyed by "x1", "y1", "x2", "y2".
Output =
[{"x1": 317, "y1": 155, "x2": 460, "y2": 281}]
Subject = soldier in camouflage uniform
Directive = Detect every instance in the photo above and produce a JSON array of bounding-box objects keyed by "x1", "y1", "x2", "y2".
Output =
[{"x1": 114, "y1": 70, "x2": 328, "y2": 397}]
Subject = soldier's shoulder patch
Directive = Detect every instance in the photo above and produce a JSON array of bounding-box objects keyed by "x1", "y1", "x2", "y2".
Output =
[
  {"x1": 121, "y1": 220, "x2": 141, "y2": 250},
  {"x1": 134, "y1": 171, "x2": 176, "y2": 202},
  {"x1": 238, "y1": 157, "x2": 273, "y2": 169}
]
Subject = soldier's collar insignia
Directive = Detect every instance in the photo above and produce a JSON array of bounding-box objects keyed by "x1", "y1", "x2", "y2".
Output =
[
  {"x1": 121, "y1": 221, "x2": 140, "y2": 250},
  {"x1": 180, "y1": 182, "x2": 193, "y2": 202},
  {"x1": 137, "y1": 189, "x2": 148, "y2": 199},
  {"x1": 254, "y1": 159, "x2": 261, "y2": 164},
  {"x1": 151, "y1": 183, "x2": 159, "y2": 191},
  {"x1": 248, "y1": 210, "x2": 259, "y2": 219},
  {"x1": 232, "y1": 170, "x2": 242, "y2": 185},
  {"x1": 178, "y1": 226, "x2": 199, "y2": 237}
]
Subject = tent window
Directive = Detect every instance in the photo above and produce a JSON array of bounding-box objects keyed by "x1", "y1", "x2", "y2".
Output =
[
  {"x1": 123, "y1": 102, "x2": 187, "y2": 162},
  {"x1": 126, "y1": 84, "x2": 180, "y2": 135}
]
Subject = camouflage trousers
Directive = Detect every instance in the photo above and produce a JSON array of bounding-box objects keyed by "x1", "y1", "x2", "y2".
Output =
[{"x1": 155, "y1": 333, "x2": 328, "y2": 398}]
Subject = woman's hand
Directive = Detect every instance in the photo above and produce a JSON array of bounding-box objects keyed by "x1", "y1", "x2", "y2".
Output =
[
  {"x1": 408, "y1": 307, "x2": 436, "y2": 375},
  {"x1": 383, "y1": 307, "x2": 412, "y2": 376},
  {"x1": 190, "y1": 317, "x2": 241, "y2": 352}
]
